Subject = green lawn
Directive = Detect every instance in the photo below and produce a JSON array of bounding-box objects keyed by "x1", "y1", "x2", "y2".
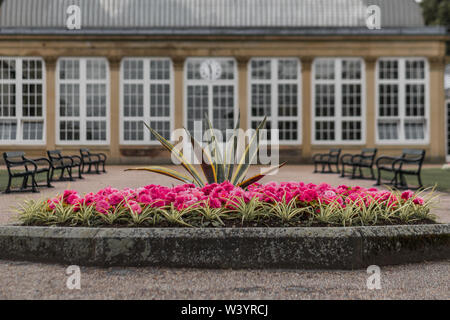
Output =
[
  {"x1": 0, "y1": 169, "x2": 62, "y2": 192},
  {"x1": 343, "y1": 168, "x2": 450, "y2": 192}
]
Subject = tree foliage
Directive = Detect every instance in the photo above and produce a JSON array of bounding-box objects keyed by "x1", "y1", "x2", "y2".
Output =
[{"x1": 420, "y1": 0, "x2": 450, "y2": 27}]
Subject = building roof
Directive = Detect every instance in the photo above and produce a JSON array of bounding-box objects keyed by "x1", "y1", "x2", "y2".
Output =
[{"x1": 0, "y1": 0, "x2": 440, "y2": 35}]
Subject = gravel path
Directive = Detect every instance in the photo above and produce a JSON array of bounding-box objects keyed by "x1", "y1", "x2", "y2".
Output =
[
  {"x1": 0, "y1": 260, "x2": 448, "y2": 299},
  {"x1": 1, "y1": 165, "x2": 448, "y2": 300}
]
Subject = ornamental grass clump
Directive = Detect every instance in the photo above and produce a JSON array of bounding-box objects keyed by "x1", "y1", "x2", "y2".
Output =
[{"x1": 16, "y1": 182, "x2": 437, "y2": 228}]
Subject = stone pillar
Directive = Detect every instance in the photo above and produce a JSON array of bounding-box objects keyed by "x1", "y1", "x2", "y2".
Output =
[
  {"x1": 44, "y1": 56, "x2": 57, "y2": 151},
  {"x1": 429, "y1": 56, "x2": 446, "y2": 162},
  {"x1": 301, "y1": 56, "x2": 313, "y2": 161},
  {"x1": 365, "y1": 56, "x2": 377, "y2": 147},
  {"x1": 236, "y1": 56, "x2": 250, "y2": 130},
  {"x1": 108, "y1": 56, "x2": 121, "y2": 163},
  {"x1": 172, "y1": 56, "x2": 185, "y2": 130}
]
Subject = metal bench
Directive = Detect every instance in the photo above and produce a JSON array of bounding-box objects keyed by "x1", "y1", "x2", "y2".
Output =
[
  {"x1": 375, "y1": 149, "x2": 426, "y2": 189},
  {"x1": 80, "y1": 148, "x2": 107, "y2": 174},
  {"x1": 47, "y1": 150, "x2": 83, "y2": 181},
  {"x1": 340, "y1": 148, "x2": 378, "y2": 180},
  {"x1": 2, "y1": 151, "x2": 53, "y2": 193},
  {"x1": 312, "y1": 148, "x2": 341, "y2": 174}
]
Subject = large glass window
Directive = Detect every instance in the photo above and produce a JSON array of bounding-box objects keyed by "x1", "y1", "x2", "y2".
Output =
[
  {"x1": 185, "y1": 58, "x2": 237, "y2": 140},
  {"x1": 249, "y1": 58, "x2": 301, "y2": 143},
  {"x1": 121, "y1": 58, "x2": 173, "y2": 144},
  {"x1": 312, "y1": 58, "x2": 365, "y2": 144},
  {"x1": 57, "y1": 58, "x2": 109, "y2": 144},
  {"x1": 0, "y1": 57, "x2": 45, "y2": 144},
  {"x1": 376, "y1": 58, "x2": 428, "y2": 143}
]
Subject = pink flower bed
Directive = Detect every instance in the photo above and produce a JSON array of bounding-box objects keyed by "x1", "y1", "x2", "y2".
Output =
[{"x1": 46, "y1": 181, "x2": 425, "y2": 214}]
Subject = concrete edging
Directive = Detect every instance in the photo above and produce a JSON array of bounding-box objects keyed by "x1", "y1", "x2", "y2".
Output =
[{"x1": 0, "y1": 224, "x2": 448, "y2": 269}]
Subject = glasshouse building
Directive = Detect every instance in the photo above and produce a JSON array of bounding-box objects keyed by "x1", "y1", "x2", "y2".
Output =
[{"x1": 0, "y1": 0, "x2": 448, "y2": 164}]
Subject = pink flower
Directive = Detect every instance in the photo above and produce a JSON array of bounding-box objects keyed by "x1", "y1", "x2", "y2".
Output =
[
  {"x1": 401, "y1": 190, "x2": 415, "y2": 201},
  {"x1": 413, "y1": 197, "x2": 425, "y2": 205},
  {"x1": 127, "y1": 200, "x2": 142, "y2": 214},
  {"x1": 95, "y1": 200, "x2": 110, "y2": 214}
]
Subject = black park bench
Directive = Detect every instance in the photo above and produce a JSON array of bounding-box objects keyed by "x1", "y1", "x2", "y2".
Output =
[
  {"x1": 340, "y1": 148, "x2": 378, "y2": 180},
  {"x1": 47, "y1": 150, "x2": 83, "y2": 181},
  {"x1": 312, "y1": 148, "x2": 341, "y2": 174},
  {"x1": 80, "y1": 148, "x2": 107, "y2": 174},
  {"x1": 2, "y1": 151, "x2": 53, "y2": 193},
  {"x1": 375, "y1": 149, "x2": 426, "y2": 189}
]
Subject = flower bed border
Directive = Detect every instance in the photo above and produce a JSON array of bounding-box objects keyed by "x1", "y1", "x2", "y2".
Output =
[{"x1": 0, "y1": 224, "x2": 448, "y2": 269}]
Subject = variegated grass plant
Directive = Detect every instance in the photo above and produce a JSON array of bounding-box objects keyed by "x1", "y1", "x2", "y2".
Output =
[{"x1": 16, "y1": 187, "x2": 437, "y2": 228}]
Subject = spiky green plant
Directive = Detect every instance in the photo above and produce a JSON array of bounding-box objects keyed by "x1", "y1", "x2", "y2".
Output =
[{"x1": 126, "y1": 114, "x2": 285, "y2": 188}]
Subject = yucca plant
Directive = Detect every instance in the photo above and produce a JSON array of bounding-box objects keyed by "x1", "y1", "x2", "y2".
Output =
[{"x1": 126, "y1": 114, "x2": 285, "y2": 188}]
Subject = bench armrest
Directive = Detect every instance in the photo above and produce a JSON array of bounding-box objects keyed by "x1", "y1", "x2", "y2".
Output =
[
  {"x1": 376, "y1": 156, "x2": 400, "y2": 167},
  {"x1": 340, "y1": 153, "x2": 354, "y2": 163},
  {"x1": 312, "y1": 153, "x2": 326, "y2": 161},
  {"x1": 97, "y1": 152, "x2": 107, "y2": 161},
  {"x1": 30, "y1": 157, "x2": 51, "y2": 168}
]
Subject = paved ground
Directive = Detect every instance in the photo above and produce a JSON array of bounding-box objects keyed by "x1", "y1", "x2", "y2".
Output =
[
  {"x1": 0, "y1": 260, "x2": 448, "y2": 299},
  {"x1": 0, "y1": 165, "x2": 448, "y2": 300},
  {"x1": 1, "y1": 164, "x2": 449, "y2": 225}
]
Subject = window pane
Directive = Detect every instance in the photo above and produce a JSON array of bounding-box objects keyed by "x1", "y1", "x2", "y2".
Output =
[
  {"x1": 378, "y1": 84, "x2": 398, "y2": 117},
  {"x1": 0, "y1": 59, "x2": 16, "y2": 80},
  {"x1": 22, "y1": 121, "x2": 43, "y2": 140},
  {"x1": 315, "y1": 84, "x2": 335, "y2": 117},
  {"x1": 404, "y1": 120, "x2": 425, "y2": 140},
  {"x1": 315, "y1": 121, "x2": 335, "y2": 141},
  {"x1": 124, "y1": 121, "x2": 144, "y2": 141},
  {"x1": 378, "y1": 121, "x2": 399, "y2": 140},
  {"x1": 123, "y1": 84, "x2": 143, "y2": 117},
  {"x1": 86, "y1": 120, "x2": 106, "y2": 141},
  {"x1": 150, "y1": 121, "x2": 171, "y2": 141},
  {"x1": 251, "y1": 60, "x2": 271, "y2": 80},
  {"x1": 150, "y1": 60, "x2": 170, "y2": 80},
  {"x1": 251, "y1": 84, "x2": 271, "y2": 117},
  {"x1": 342, "y1": 60, "x2": 361, "y2": 80},
  {"x1": 212, "y1": 85, "x2": 234, "y2": 139},
  {"x1": 59, "y1": 120, "x2": 80, "y2": 141},
  {"x1": 405, "y1": 60, "x2": 425, "y2": 80},
  {"x1": 405, "y1": 84, "x2": 425, "y2": 117},
  {"x1": 278, "y1": 121, "x2": 298, "y2": 141},
  {"x1": 86, "y1": 60, "x2": 107, "y2": 80},
  {"x1": 150, "y1": 84, "x2": 170, "y2": 117},
  {"x1": 86, "y1": 84, "x2": 107, "y2": 117},
  {"x1": 0, "y1": 84, "x2": 16, "y2": 117},
  {"x1": 342, "y1": 84, "x2": 361, "y2": 117},
  {"x1": 278, "y1": 84, "x2": 298, "y2": 117},
  {"x1": 124, "y1": 60, "x2": 144, "y2": 80},
  {"x1": 342, "y1": 121, "x2": 361, "y2": 141},
  {"x1": 278, "y1": 59, "x2": 298, "y2": 80},
  {"x1": 315, "y1": 60, "x2": 335, "y2": 80},
  {"x1": 22, "y1": 59, "x2": 43, "y2": 80},
  {"x1": 186, "y1": 85, "x2": 208, "y2": 132},
  {"x1": 22, "y1": 84, "x2": 43, "y2": 117},
  {"x1": 59, "y1": 59, "x2": 80, "y2": 80},
  {"x1": 378, "y1": 60, "x2": 398, "y2": 80},
  {"x1": 60, "y1": 84, "x2": 80, "y2": 117},
  {"x1": 0, "y1": 120, "x2": 17, "y2": 140}
]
